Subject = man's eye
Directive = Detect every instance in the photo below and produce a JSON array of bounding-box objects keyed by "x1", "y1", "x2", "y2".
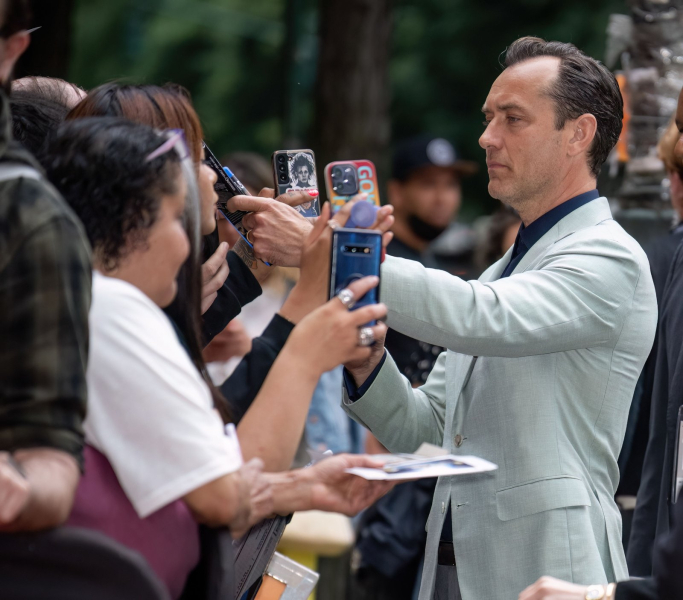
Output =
[{"x1": 507, "y1": 116, "x2": 520, "y2": 123}]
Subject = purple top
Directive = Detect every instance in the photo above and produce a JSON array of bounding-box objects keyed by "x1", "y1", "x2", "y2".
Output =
[{"x1": 67, "y1": 445, "x2": 200, "y2": 599}]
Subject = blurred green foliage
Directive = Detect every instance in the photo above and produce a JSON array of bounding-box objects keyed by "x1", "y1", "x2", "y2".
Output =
[{"x1": 69, "y1": 0, "x2": 627, "y2": 217}]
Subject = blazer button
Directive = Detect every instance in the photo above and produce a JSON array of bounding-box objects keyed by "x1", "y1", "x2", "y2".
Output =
[{"x1": 454, "y1": 434, "x2": 463, "y2": 447}]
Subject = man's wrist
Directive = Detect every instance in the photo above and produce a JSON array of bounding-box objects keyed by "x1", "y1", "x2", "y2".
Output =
[{"x1": 345, "y1": 351, "x2": 387, "y2": 392}]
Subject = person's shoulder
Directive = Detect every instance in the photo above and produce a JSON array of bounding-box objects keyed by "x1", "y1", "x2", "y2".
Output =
[
  {"x1": 0, "y1": 165, "x2": 85, "y2": 241},
  {"x1": 91, "y1": 273, "x2": 168, "y2": 333},
  {"x1": 558, "y1": 217, "x2": 649, "y2": 265}
]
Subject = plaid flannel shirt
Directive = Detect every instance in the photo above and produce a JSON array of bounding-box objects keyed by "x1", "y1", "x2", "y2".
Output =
[{"x1": 0, "y1": 91, "x2": 91, "y2": 468}]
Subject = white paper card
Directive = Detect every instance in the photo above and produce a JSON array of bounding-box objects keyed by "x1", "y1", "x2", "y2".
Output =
[{"x1": 347, "y1": 454, "x2": 497, "y2": 481}]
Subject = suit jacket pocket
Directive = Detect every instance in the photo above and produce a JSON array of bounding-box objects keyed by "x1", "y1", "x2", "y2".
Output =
[{"x1": 496, "y1": 475, "x2": 592, "y2": 522}]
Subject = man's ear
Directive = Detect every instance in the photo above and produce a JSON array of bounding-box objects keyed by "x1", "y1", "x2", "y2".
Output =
[
  {"x1": 567, "y1": 113, "x2": 598, "y2": 158},
  {"x1": 0, "y1": 31, "x2": 30, "y2": 84}
]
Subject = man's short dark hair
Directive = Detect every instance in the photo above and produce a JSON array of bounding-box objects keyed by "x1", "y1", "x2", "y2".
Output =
[
  {"x1": 0, "y1": 0, "x2": 31, "y2": 38},
  {"x1": 504, "y1": 36, "x2": 623, "y2": 178}
]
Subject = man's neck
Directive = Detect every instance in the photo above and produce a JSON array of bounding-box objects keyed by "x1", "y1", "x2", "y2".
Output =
[
  {"x1": 517, "y1": 177, "x2": 597, "y2": 226},
  {"x1": 391, "y1": 218, "x2": 429, "y2": 253}
]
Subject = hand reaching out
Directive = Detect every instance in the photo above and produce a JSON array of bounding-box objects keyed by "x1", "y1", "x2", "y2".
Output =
[
  {"x1": 306, "y1": 454, "x2": 395, "y2": 516},
  {"x1": 519, "y1": 577, "x2": 592, "y2": 600}
]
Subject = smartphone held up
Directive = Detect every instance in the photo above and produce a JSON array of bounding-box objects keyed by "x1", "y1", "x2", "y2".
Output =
[
  {"x1": 329, "y1": 228, "x2": 382, "y2": 326},
  {"x1": 324, "y1": 160, "x2": 381, "y2": 214},
  {"x1": 272, "y1": 149, "x2": 320, "y2": 217}
]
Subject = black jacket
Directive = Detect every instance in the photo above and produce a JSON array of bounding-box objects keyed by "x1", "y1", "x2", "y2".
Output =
[
  {"x1": 617, "y1": 490, "x2": 683, "y2": 599},
  {"x1": 627, "y1": 235, "x2": 683, "y2": 575},
  {"x1": 201, "y1": 255, "x2": 294, "y2": 422},
  {"x1": 618, "y1": 228, "x2": 683, "y2": 495}
]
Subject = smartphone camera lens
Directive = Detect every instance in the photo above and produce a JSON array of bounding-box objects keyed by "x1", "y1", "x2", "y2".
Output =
[
  {"x1": 278, "y1": 164, "x2": 287, "y2": 173},
  {"x1": 330, "y1": 164, "x2": 358, "y2": 195},
  {"x1": 279, "y1": 173, "x2": 288, "y2": 183},
  {"x1": 277, "y1": 154, "x2": 286, "y2": 164}
]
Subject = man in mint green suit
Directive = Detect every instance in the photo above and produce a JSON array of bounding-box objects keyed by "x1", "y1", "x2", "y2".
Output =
[{"x1": 342, "y1": 38, "x2": 658, "y2": 600}]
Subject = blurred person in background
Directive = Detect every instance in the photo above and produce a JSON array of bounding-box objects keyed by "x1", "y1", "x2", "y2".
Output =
[
  {"x1": 10, "y1": 77, "x2": 86, "y2": 156},
  {"x1": 618, "y1": 114, "x2": 683, "y2": 558},
  {"x1": 0, "y1": 0, "x2": 91, "y2": 533},
  {"x1": 349, "y1": 136, "x2": 477, "y2": 600},
  {"x1": 626, "y1": 90, "x2": 683, "y2": 576},
  {"x1": 13, "y1": 76, "x2": 86, "y2": 108},
  {"x1": 475, "y1": 205, "x2": 522, "y2": 272},
  {"x1": 44, "y1": 116, "x2": 393, "y2": 599}
]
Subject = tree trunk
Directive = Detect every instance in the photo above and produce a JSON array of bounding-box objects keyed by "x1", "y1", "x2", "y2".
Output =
[
  {"x1": 311, "y1": 0, "x2": 392, "y2": 199},
  {"x1": 16, "y1": 0, "x2": 74, "y2": 79}
]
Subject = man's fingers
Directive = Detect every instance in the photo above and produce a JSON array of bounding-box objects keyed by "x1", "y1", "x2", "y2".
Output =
[
  {"x1": 227, "y1": 195, "x2": 270, "y2": 213},
  {"x1": 258, "y1": 187, "x2": 275, "y2": 198},
  {"x1": 382, "y1": 231, "x2": 394, "y2": 249},
  {"x1": 305, "y1": 201, "x2": 331, "y2": 247},
  {"x1": 276, "y1": 189, "x2": 317, "y2": 208},
  {"x1": 347, "y1": 306, "x2": 388, "y2": 329},
  {"x1": 373, "y1": 205, "x2": 394, "y2": 230},
  {"x1": 342, "y1": 275, "x2": 380, "y2": 300},
  {"x1": 202, "y1": 242, "x2": 229, "y2": 279},
  {"x1": 330, "y1": 194, "x2": 366, "y2": 227}
]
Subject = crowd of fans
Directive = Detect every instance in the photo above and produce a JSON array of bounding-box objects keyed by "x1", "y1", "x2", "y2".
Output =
[{"x1": 4, "y1": 1, "x2": 683, "y2": 599}]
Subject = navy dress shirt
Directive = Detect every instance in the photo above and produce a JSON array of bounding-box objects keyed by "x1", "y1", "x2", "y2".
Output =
[
  {"x1": 345, "y1": 190, "x2": 601, "y2": 541},
  {"x1": 500, "y1": 189, "x2": 600, "y2": 278}
]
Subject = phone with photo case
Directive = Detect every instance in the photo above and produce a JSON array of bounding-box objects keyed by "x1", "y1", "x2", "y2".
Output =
[
  {"x1": 324, "y1": 159, "x2": 381, "y2": 214},
  {"x1": 271, "y1": 149, "x2": 320, "y2": 218}
]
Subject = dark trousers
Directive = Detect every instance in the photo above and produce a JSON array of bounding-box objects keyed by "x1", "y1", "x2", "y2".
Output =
[
  {"x1": 433, "y1": 564, "x2": 462, "y2": 600},
  {"x1": 347, "y1": 557, "x2": 421, "y2": 600}
]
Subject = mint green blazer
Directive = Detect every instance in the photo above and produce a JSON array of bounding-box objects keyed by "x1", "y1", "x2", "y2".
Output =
[{"x1": 343, "y1": 198, "x2": 657, "y2": 600}]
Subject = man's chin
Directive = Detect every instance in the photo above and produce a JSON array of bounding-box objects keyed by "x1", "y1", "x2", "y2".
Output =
[{"x1": 488, "y1": 181, "x2": 505, "y2": 201}]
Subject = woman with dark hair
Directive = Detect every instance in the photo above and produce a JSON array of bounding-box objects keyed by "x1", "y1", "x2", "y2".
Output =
[
  {"x1": 43, "y1": 117, "x2": 392, "y2": 598},
  {"x1": 66, "y1": 83, "x2": 346, "y2": 466}
]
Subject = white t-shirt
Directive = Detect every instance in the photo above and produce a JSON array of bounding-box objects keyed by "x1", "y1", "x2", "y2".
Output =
[{"x1": 85, "y1": 272, "x2": 243, "y2": 518}]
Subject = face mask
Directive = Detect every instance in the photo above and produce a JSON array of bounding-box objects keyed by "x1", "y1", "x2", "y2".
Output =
[{"x1": 408, "y1": 214, "x2": 448, "y2": 242}]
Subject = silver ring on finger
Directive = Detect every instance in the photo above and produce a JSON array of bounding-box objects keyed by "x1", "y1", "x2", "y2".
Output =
[
  {"x1": 337, "y1": 288, "x2": 356, "y2": 309},
  {"x1": 358, "y1": 327, "x2": 375, "y2": 347}
]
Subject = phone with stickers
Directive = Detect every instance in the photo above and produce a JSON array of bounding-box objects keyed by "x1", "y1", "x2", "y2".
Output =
[
  {"x1": 324, "y1": 160, "x2": 381, "y2": 214},
  {"x1": 272, "y1": 149, "x2": 320, "y2": 217}
]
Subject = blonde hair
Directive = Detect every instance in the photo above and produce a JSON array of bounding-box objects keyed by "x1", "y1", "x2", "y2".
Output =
[{"x1": 658, "y1": 119, "x2": 683, "y2": 176}]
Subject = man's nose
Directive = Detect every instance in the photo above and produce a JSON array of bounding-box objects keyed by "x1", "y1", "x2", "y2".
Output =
[{"x1": 479, "y1": 120, "x2": 498, "y2": 150}]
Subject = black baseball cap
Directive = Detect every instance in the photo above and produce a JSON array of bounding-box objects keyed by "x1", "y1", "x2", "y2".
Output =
[{"x1": 392, "y1": 135, "x2": 478, "y2": 181}]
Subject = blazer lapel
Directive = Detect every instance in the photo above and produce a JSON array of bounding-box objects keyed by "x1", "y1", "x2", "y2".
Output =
[{"x1": 511, "y1": 197, "x2": 613, "y2": 276}]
